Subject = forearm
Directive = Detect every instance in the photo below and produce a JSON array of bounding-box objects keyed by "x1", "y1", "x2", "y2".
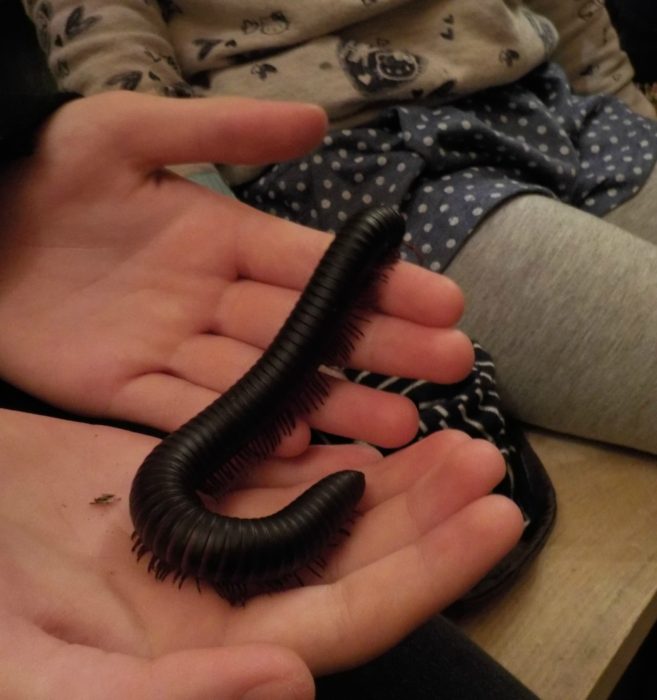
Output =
[{"x1": 21, "y1": 0, "x2": 191, "y2": 96}]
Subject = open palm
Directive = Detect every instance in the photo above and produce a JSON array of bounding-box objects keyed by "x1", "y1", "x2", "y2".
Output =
[
  {"x1": 0, "y1": 92, "x2": 473, "y2": 455},
  {"x1": 0, "y1": 409, "x2": 522, "y2": 698}
]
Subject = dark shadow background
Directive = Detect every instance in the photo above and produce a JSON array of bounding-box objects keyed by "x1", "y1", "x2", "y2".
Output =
[{"x1": 0, "y1": 0, "x2": 55, "y2": 95}]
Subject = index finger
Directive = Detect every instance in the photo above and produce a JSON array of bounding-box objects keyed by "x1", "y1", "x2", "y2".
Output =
[{"x1": 231, "y1": 203, "x2": 465, "y2": 328}]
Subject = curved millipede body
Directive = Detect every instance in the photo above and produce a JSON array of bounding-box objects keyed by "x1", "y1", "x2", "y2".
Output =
[{"x1": 129, "y1": 207, "x2": 405, "y2": 602}]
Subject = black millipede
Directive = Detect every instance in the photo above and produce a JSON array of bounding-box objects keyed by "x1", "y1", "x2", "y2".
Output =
[{"x1": 129, "y1": 206, "x2": 405, "y2": 603}]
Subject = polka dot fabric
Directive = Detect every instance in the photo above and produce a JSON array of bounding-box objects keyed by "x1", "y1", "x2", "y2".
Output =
[{"x1": 238, "y1": 63, "x2": 657, "y2": 270}]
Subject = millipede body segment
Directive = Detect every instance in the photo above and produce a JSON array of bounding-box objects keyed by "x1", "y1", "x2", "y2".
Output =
[{"x1": 129, "y1": 207, "x2": 405, "y2": 602}]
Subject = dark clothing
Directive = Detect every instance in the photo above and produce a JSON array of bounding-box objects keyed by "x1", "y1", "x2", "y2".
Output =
[
  {"x1": 316, "y1": 615, "x2": 539, "y2": 700},
  {"x1": 606, "y1": 0, "x2": 657, "y2": 84}
]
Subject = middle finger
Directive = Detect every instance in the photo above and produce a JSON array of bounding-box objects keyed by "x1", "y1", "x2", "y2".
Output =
[{"x1": 212, "y1": 279, "x2": 474, "y2": 384}]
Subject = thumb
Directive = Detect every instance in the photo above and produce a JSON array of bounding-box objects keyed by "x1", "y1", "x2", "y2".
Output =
[
  {"x1": 3, "y1": 616, "x2": 315, "y2": 700},
  {"x1": 146, "y1": 644, "x2": 315, "y2": 700},
  {"x1": 59, "y1": 92, "x2": 328, "y2": 171}
]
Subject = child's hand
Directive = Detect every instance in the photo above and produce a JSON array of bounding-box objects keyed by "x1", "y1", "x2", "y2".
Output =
[
  {"x1": 0, "y1": 92, "x2": 473, "y2": 453},
  {"x1": 0, "y1": 409, "x2": 522, "y2": 697}
]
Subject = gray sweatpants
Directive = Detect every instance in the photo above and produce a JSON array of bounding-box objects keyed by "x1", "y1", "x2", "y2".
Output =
[{"x1": 447, "y1": 167, "x2": 657, "y2": 454}]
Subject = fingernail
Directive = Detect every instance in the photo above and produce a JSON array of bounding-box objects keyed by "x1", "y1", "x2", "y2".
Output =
[{"x1": 356, "y1": 443, "x2": 383, "y2": 461}]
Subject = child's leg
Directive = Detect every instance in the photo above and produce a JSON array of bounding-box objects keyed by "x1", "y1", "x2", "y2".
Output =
[
  {"x1": 603, "y1": 167, "x2": 657, "y2": 245},
  {"x1": 446, "y1": 178, "x2": 657, "y2": 454}
]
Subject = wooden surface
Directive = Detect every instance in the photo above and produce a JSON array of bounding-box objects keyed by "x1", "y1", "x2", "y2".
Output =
[{"x1": 455, "y1": 430, "x2": 657, "y2": 700}]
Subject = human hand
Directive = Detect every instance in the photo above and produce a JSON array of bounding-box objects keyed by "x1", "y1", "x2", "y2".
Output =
[
  {"x1": 0, "y1": 409, "x2": 522, "y2": 698},
  {"x1": 0, "y1": 92, "x2": 473, "y2": 455}
]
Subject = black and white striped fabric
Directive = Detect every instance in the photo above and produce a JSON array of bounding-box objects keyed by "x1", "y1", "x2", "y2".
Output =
[{"x1": 314, "y1": 342, "x2": 556, "y2": 609}]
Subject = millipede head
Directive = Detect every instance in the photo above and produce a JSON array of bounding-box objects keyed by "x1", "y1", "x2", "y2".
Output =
[{"x1": 337, "y1": 206, "x2": 406, "y2": 261}]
